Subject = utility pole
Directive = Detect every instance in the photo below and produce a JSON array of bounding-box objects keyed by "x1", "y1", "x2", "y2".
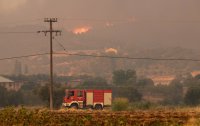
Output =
[{"x1": 38, "y1": 18, "x2": 61, "y2": 110}]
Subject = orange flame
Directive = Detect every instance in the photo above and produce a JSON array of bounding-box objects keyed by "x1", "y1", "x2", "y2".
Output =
[
  {"x1": 72, "y1": 26, "x2": 91, "y2": 35},
  {"x1": 106, "y1": 22, "x2": 114, "y2": 27},
  {"x1": 105, "y1": 48, "x2": 118, "y2": 54}
]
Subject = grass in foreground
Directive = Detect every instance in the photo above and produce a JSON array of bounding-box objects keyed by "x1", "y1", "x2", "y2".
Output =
[{"x1": 1, "y1": 107, "x2": 200, "y2": 126}]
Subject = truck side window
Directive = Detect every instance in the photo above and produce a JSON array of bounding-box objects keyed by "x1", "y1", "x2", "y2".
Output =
[
  {"x1": 68, "y1": 91, "x2": 74, "y2": 98},
  {"x1": 77, "y1": 91, "x2": 83, "y2": 97}
]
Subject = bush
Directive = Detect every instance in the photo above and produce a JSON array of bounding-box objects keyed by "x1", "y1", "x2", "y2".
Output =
[
  {"x1": 0, "y1": 107, "x2": 192, "y2": 126},
  {"x1": 112, "y1": 87, "x2": 142, "y2": 102},
  {"x1": 38, "y1": 85, "x2": 65, "y2": 108},
  {"x1": 184, "y1": 87, "x2": 200, "y2": 106},
  {"x1": 129, "y1": 101, "x2": 154, "y2": 110},
  {"x1": 112, "y1": 98, "x2": 129, "y2": 111},
  {"x1": 0, "y1": 85, "x2": 24, "y2": 107}
]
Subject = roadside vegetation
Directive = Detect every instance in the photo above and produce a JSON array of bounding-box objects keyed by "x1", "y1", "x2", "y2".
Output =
[
  {"x1": 1, "y1": 107, "x2": 200, "y2": 126},
  {"x1": 1, "y1": 69, "x2": 200, "y2": 109}
]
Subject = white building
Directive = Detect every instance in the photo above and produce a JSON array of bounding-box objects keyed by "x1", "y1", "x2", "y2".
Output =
[
  {"x1": 149, "y1": 75, "x2": 175, "y2": 85},
  {"x1": 0, "y1": 76, "x2": 23, "y2": 91}
]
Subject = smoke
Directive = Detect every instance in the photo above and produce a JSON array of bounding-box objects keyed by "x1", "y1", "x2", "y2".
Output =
[
  {"x1": 0, "y1": 0, "x2": 27, "y2": 13},
  {"x1": 72, "y1": 26, "x2": 92, "y2": 35},
  {"x1": 1, "y1": 0, "x2": 200, "y2": 50}
]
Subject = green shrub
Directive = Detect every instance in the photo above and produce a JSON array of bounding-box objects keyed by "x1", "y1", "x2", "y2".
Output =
[
  {"x1": 184, "y1": 87, "x2": 200, "y2": 106},
  {"x1": 112, "y1": 97, "x2": 129, "y2": 111},
  {"x1": 129, "y1": 101, "x2": 154, "y2": 110}
]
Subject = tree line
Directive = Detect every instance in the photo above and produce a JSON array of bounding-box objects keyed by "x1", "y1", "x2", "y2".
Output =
[{"x1": 1, "y1": 69, "x2": 200, "y2": 108}]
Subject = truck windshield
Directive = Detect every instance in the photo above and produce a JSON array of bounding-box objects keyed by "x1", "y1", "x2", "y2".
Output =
[{"x1": 67, "y1": 91, "x2": 74, "y2": 98}]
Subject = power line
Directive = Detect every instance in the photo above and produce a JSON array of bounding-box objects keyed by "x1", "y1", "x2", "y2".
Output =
[
  {"x1": 0, "y1": 18, "x2": 42, "y2": 25},
  {"x1": 38, "y1": 18, "x2": 62, "y2": 110},
  {"x1": 0, "y1": 38, "x2": 199, "y2": 62},
  {"x1": 0, "y1": 53, "x2": 49, "y2": 61},
  {"x1": 0, "y1": 31, "x2": 37, "y2": 34},
  {"x1": 53, "y1": 37, "x2": 67, "y2": 52},
  {"x1": 60, "y1": 18, "x2": 200, "y2": 23},
  {"x1": 53, "y1": 38, "x2": 200, "y2": 62},
  {"x1": 1, "y1": 50, "x2": 199, "y2": 62},
  {"x1": 60, "y1": 18, "x2": 132, "y2": 22},
  {"x1": 55, "y1": 52, "x2": 200, "y2": 62}
]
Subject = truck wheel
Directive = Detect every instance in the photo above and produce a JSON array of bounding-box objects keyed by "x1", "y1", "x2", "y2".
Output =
[
  {"x1": 70, "y1": 104, "x2": 78, "y2": 109},
  {"x1": 95, "y1": 104, "x2": 103, "y2": 110}
]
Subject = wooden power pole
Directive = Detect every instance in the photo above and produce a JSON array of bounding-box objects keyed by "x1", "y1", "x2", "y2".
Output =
[{"x1": 38, "y1": 18, "x2": 61, "y2": 110}]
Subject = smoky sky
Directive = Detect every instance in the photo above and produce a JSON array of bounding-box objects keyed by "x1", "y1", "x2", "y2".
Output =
[
  {"x1": 1, "y1": 0, "x2": 200, "y2": 24},
  {"x1": 0, "y1": 0, "x2": 200, "y2": 57}
]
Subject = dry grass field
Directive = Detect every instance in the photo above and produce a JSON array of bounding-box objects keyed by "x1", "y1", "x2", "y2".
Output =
[{"x1": 1, "y1": 107, "x2": 200, "y2": 126}]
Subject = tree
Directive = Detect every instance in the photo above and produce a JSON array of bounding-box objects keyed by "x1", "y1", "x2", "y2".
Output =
[
  {"x1": 183, "y1": 74, "x2": 197, "y2": 87},
  {"x1": 7, "y1": 91, "x2": 24, "y2": 106},
  {"x1": 53, "y1": 88, "x2": 65, "y2": 108},
  {"x1": 112, "y1": 87, "x2": 142, "y2": 102},
  {"x1": 113, "y1": 70, "x2": 126, "y2": 85},
  {"x1": 77, "y1": 77, "x2": 109, "y2": 89},
  {"x1": 184, "y1": 87, "x2": 200, "y2": 106},
  {"x1": 162, "y1": 80, "x2": 183, "y2": 105},
  {"x1": 38, "y1": 85, "x2": 65, "y2": 108},
  {"x1": 0, "y1": 85, "x2": 24, "y2": 107},
  {"x1": 38, "y1": 85, "x2": 49, "y2": 104},
  {"x1": 113, "y1": 69, "x2": 137, "y2": 85},
  {"x1": 137, "y1": 78, "x2": 154, "y2": 88},
  {"x1": 194, "y1": 74, "x2": 200, "y2": 80},
  {"x1": 0, "y1": 86, "x2": 8, "y2": 107}
]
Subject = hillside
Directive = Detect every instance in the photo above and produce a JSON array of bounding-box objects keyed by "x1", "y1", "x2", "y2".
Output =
[
  {"x1": 1, "y1": 46, "x2": 200, "y2": 79},
  {"x1": 1, "y1": 24, "x2": 200, "y2": 77}
]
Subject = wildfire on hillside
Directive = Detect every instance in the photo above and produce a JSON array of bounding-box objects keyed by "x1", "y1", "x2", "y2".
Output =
[
  {"x1": 72, "y1": 26, "x2": 91, "y2": 35},
  {"x1": 105, "y1": 48, "x2": 118, "y2": 54}
]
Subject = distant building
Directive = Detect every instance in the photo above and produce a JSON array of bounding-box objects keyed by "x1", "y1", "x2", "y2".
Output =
[
  {"x1": 0, "y1": 76, "x2": 23, "y2": 91},
  {"x1": 149, "y1": 75, "x2": 175, "y2": 85},
  {"x1": 24, "y1": 64, "x2": 29, "y2": 75},
  {"x1": 14, "y1": 60, "x2": 22, "y2": 75},
  {"x1": 191, "y1": 71, "x2": 200, "y2": 77}
]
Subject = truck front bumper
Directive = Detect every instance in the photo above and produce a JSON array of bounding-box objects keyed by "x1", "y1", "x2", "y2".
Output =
[{"x1": 62, "y1": 103, "x2": 70, "y2": 107}]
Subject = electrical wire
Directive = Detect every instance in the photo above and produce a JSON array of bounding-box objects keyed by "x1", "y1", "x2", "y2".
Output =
[
  {"x1": 0, "y1": 53, "x2": 49, "y2": 61},
  {"x1": 53, "y1": 37, "x2": 67, "y2": 52},
  {"x1": 0, "y1": 33, "x2": 199, "y2": 62},
  {"x1": 59, "y1": 18, "x2": 132, "y2": 22},
  {"x1": 1, "y1": 49, "x2": 199, "y2": 62},
  {"x1": 55, "y1": 52, "x2": 200, "y2": 62},
  {"x1": 0, "y1": 31, "x2": 37, "y2": 34},
  {"x1": 59, "y1": 18, "x2": 200, "y2": 23},
  {"x1": 53, "y1": 38, "x2": 200, "y2": 62}
]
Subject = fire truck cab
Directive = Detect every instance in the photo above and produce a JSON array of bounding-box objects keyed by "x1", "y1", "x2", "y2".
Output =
[{"x1": 62, "y1": 89, "x2": 112, "y2": 110}]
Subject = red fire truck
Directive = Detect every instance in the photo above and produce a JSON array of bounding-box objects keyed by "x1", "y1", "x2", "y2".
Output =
[{"x1": 62, "y1": 89, "x2": 112, "y2": 110}]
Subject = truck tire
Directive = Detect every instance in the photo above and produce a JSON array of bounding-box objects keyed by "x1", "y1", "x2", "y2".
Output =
[
  {"x1": 95, "y1": 104, "x2": 103, "y2": 110},
  {"x1": 70, "y1": 103, "x2": 78, "y2": 109}
]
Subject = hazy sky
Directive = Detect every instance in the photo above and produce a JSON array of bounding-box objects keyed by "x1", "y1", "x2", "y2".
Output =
[
  {"x1": 1, "y1": 0, "x2": 200, "y2": 25},
  {"x1": 0, "y1": 0, "x2": 200, "y2": 74},
  {"x1": 0, "y1": 0, "x2": 200, "y2": 53}
]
